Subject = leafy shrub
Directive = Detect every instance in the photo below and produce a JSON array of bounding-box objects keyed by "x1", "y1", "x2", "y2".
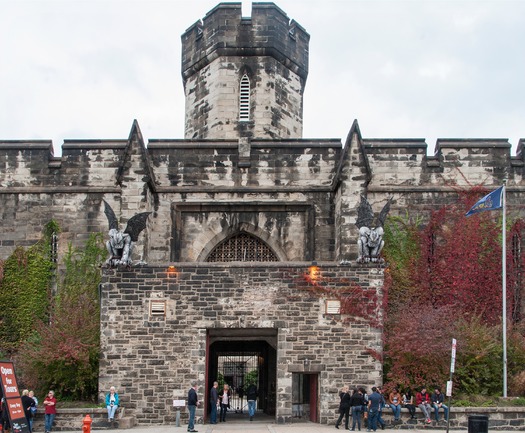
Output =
[
  {"x1": 17, "y1": 233, "x2": 106, "y2": 400},
  {"x1": 0, "y1": 221, "x2": 58, "y2": 353},
  {"x1": 383, "y1": 189, "x2": 525, "y2": 396},
  {"x1": 509, "y1": 371, "x2": 525, "y2": 397}
]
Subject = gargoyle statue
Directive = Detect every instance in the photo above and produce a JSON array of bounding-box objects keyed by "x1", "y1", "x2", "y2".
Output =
[
  {"x1": 355, "y1": 195, "x2": 392, "y2": 263},
  {"x1": 103, "y1": 200, "x2": 151, "y2": 267}
]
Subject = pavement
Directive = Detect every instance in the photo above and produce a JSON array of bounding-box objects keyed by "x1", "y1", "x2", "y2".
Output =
[
  {"x1": 55, "y1": 419, "x2": 501, "y2": 433},
  {"x1": 53, "y1": 410, "x2": 502, "y2": 433},
  {"x1": 57, "y1": 426, "x2": 456, "y2": 433}
]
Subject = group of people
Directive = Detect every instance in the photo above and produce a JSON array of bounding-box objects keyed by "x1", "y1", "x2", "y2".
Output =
[
  {"x1": 335, "y1": 385, "x2": 449, "y2": 431},
  {"x1": 0, "y1": 387, "x2": 120, "y2": 433},
  {"x1": 1, "y1": 389, "x2": 56, "y2": 433},
  {"x1": 186, "y1": 380, "x2": 258, "y2": 432}
]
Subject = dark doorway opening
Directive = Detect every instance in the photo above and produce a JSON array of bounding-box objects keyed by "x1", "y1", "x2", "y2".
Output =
[
  {"x1": 206, "y1": 329, "x2": 277, "y2": 421},
  {"x1": 292, "y1": 373, "x2": 319, "y2": 423}
]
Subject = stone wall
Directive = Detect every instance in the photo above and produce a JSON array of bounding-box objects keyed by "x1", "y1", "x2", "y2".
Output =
[
  {"x1": 378, "y1": 406, "x2": 525, "y2": 430},
  {"x1": 98, "y1": 263, "x2": 384, "y2": 425},
  {"x1": 29, "y1": 405, "x2": 525, "y2": 430}
]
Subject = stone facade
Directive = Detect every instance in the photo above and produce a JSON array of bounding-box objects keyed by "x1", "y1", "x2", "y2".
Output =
[
  {"x1": 98, "y1": 264, "x2": 384, "y2": 425},
  {"x1": 0, "y1": 1, "x2": 524, "y2": 427}
]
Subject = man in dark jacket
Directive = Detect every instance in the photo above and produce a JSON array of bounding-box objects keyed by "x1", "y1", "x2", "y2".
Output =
[
  {"x1": 246, "y1": 384, "x2": 258, "y2": 421},
  {"x1": 431, "y1": 388, "x2": 449, "y2": 422},
  {"x1": 187, "y1": 381, "x2": 199, "y2": 433},
  {"x1": 209, "y1": 381, "x2": 219, "y2": 425}
]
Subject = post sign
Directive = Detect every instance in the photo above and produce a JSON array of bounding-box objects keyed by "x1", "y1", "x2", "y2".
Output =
[
  {"x1": 450, "y1": 338, "x2": 456, "y2": 373},
  {"x1": 0, "y1": 361, "x2": 30, "y2": 433}
]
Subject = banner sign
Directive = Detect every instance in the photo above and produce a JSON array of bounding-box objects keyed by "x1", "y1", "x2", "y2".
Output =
[{"x1": 0, "y1": 361, "x2": 30, "y2": 433}]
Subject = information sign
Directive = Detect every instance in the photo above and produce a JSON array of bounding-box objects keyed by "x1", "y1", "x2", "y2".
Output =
[{"x1": 0, "y1": 361, "x2": 30, "y2": 433}]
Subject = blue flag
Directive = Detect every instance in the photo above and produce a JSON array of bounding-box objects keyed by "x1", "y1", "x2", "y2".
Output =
[{"x1": 465, "y1": 186, "x2": 504, "y2": 217}]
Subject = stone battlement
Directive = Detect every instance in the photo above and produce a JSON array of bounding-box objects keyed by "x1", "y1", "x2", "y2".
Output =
[{"x1": 181, "y1": 2, "x2": 310, "y2": 81}]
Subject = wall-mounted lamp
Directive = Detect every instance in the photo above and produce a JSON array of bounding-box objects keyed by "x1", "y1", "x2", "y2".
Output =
[
  {"x1": 308, "y1": 261, "x2": 320, "y2": 280},
  {"x1": 167, "y1": 265, "x2": 177, "y2": 274}
]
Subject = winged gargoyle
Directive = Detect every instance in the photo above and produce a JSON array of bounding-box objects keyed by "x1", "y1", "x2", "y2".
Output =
[
  {"x1": 355, "y1": 195, "x2": 392, "y2": 263},
  {"x1": 103, "y1": 200, "x2": 151, "y2": 267}
]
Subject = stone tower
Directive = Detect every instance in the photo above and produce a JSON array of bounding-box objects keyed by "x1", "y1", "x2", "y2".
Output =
[{"x1": 181, "y1": 2, "x2": 309, "y2": 140}]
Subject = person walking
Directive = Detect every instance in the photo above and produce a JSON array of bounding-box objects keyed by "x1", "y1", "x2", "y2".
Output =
[
  {"x1": 376, "y1": 387, "x2": 386, "y2": 430},
  {"x1": 187, "y1": 381, "x2": 199, "y2": 433},
  {"x1": 43, "y1": 390, "x2": 57, "y2": 433},
  {"x1": 246, "y1": 383, "x2": 258, "y2": 421},
  {"x1": 366, "y1": 387, "x2": 381, "y2": 432},
  {"x1": 209, "y1": 381, "x2": 219, "y2": 424}
]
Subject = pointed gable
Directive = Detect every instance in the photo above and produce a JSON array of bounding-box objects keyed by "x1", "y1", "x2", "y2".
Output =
[{"x1": 116, "y1": 120, "x2": 158, "y2": 197}]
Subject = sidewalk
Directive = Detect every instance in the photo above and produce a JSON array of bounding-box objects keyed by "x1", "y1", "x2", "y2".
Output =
[
  {"x1": 57, "y1": 426, "x2": 428, "y2": 433},
  {"x1": 56, "y1": 423, "x2": 496, "y2": 433}
]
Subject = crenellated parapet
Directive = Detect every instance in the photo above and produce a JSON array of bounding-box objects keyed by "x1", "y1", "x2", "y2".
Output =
[
  {"x1": 181, "y1": 2, "x2": 309, "y2": 81},
  {"x1": 362, "y1": 137, "x2": 525, "y2": 189},
  {"x1": 0, "y1": 140, "x2": 126, "y2": 191}
]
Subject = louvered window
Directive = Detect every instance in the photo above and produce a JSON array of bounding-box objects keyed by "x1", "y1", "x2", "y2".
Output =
[
  {"x1": 239, "y1": 74, "x2": 250, "y2": 121},
  {"x1": 206, "y1": 232, "x2": 278, "y2": 262},
  {"x1": 150, "y1": 300, "x2": 166, "y2": 317}
]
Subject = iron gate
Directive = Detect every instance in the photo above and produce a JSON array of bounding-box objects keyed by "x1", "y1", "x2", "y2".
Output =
[{"x1": 217, "y1": 352, "x2": 260, "y2": 413}]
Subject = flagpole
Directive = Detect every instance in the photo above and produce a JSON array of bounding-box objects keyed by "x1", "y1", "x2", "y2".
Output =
[{"x1": 502, "y1": 182, "x2": 507, "y2": 398}]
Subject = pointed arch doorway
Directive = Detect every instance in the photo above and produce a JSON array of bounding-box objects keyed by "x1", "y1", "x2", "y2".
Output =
[{"x1": 206, "y1": 328, "x2": 277, "y2": 421}]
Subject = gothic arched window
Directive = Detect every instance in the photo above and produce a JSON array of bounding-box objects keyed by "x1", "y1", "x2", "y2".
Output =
[
  {"x1": 206, "y1": 232, "x2": 278, "y2": 262},
  {"x1": 239, "y1": 74, "x2": 250, "y2": 121}
]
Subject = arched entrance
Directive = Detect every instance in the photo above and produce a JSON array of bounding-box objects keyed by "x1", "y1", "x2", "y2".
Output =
[{"x1": 206, "y1": 328, "x2": 277, "y2": 420}]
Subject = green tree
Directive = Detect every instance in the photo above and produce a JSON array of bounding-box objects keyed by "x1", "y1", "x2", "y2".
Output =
[{"x1": 18, "y1": 233, "x2": 106, "y2": 400}]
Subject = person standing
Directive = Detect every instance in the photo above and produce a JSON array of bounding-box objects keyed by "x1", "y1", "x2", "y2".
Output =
[
  {"x1": 1, "y1": 394, "x2": 10, "y2": 433},
  {"x1": 209, "y1": 381, "x2": 219, "y2": 425},
  {"x1": 43, "y1": 390, "x2": 57, "y2": 433},
  {"x1": 335, "y1": 385, "x2": 351, "y2": 429},
  {"x1": 28, "y1": 390, "x2": 38, "y2": 433},
  {"x1": 21, "y1": 390, "x2": 35, "y2": 433},
  {"x1": 105, "y1": 386, "x2": 119, "y2": 422},
  {"x1": 350, "y1": 388, "x2": 366, "y2": 431},
  {"x1": 246, "y1": 383, "x2": 258, "y2": 421},
  {"x1": 187, "y1": 381, "x2": 199, "y2": 433},
  {"x1": 416, "y1": 387, "x2": 432, "y2": 424},
  {"x1": 366, "y1": 387, "x2": 381, "y2": 432},
  {"x1": 218, "y1": 384, "x2": 231, "y2": 422}
]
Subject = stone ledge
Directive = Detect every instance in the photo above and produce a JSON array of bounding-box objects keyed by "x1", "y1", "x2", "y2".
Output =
[
  {"x1": 32, "y1": 407, "x2": 135, "y2": 430},
  {"x1": 378, "y1": 406, "x2": 525, "y2": 430}
]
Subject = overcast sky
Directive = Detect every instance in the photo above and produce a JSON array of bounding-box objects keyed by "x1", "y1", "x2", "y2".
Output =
[{"x1": 1, "y1": 0, "x2": 524, "y2": 156}]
